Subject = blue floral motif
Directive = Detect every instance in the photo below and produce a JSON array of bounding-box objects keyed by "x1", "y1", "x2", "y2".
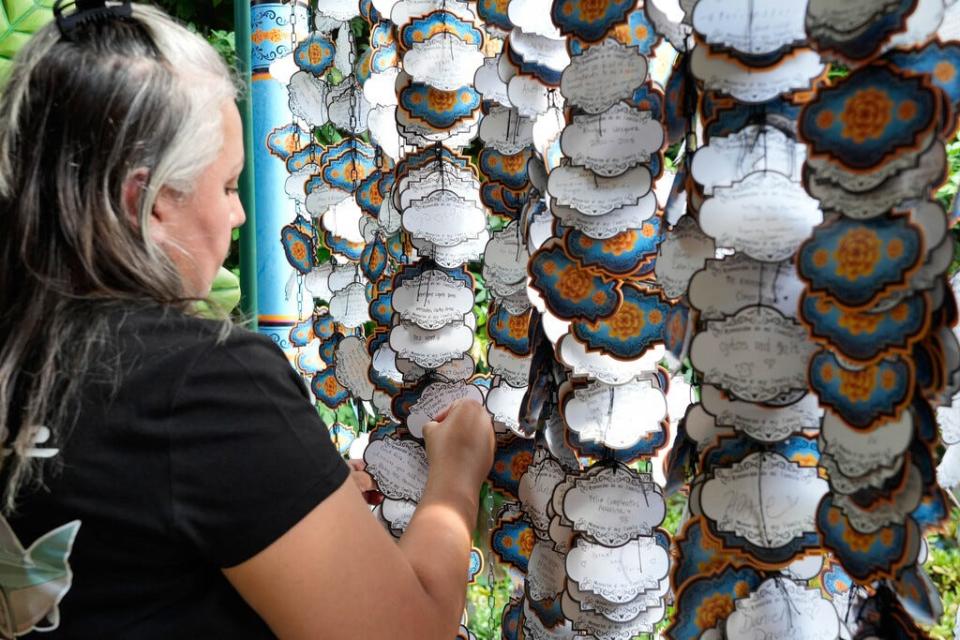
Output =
[
  {"x1": 288, "y1": 317, "x2": 314, "y2": 347},
  {"x1": 529, "y1": 243, "x2": 620, "y2": 321},
  {"x1": 550, "y1": 0, "x2": 634, "y2": 42},
  {"x1": 487, "y1": 305, "x2": 532, "y2": 356},
  {"x1": 800, "y1": 291, "x2": 929, "y2": 363},
  {"x1": 799, "y1": 64, "x2": 938, "y2": 170},
  {"x1": 281, "y1": 224, "x2": 314, "y2": 274},
  {"x1": 400, "y1": 13, "x2": 483, "y2": 49},
  {"x1": 311, "y1": 369, "x2": 350, "y2": 408},
  {"x1": 491, "y1": 517, "x2": 533, "y2": 573},
  {"x1": 489, "y1": 436, "x2": 536, "y2": 499},
  {"x1": 361, "y1": 237, "x2": 388, "y2": 283},
  {"x1": 479, "y1": 148, "x2": 533, "y2": 190},
  {"x1": 477, "y1": 0, "x2": 512, "y2": 32},
  {"x1": 318, "y1": 334, "x2": 341, "y2": 366},
  {"x1": 809, "y1": 350, "x2": 913, "y2": 429},
  {"x1": 564, "y1": 217, "x2": 662, "y2": 276},
  {"x1": 667, "y1": 566, "x2": 764, "y2": 640},
  {"x1": 313, "y1": 314, "x2": 336, "y2": 340},
  {"x1": 797, "y1": 214, "x2": 922, "y2": 309},
  {"x1": 480, "y1": 181, "x2": 526, "y2": 218},
  {"x1": 294, "y1": 33, "x2": 335, "y2": 77},
  {"x1": 818, "y1": 495, "x2": 916, "y2": 583},
  {"x1": 673, "y1": 519, "x2": 736, "y2": 590},
  {"x1": 571, "y1": 284, "x2": 669, "y2": 359},
  {"x1": 369, "y1": 290, "x2": 394, "y2": 327},
  {"x1": 399, "y1": 82, "x2": 481, "y2": 130},
  {"x1": 267, "y1": 124, "x2": 312, "y2": 161},
  {"x1": 324, "y1": 230, "x2": 364, "y2": 261}
]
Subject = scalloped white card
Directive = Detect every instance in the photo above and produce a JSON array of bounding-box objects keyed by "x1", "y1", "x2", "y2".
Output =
[{"x1": 560, "y1": 40, "x2": 649, "y2": 114}]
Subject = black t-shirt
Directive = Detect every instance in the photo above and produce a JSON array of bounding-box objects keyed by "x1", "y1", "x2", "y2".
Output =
[{"x1": 9, "y1": 307, "x2": 350, "y2": 638}]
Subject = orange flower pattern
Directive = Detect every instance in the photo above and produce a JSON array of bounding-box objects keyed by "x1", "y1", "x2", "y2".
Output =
[
  {"x1": 252, "y1": 28, "x2": 284, "y2": 45},
  {"x1": 511, "y1": 451, "x2": 533, "y2": 480},
  {"x1": 840, "y1": 88, "x2": 893, "y2": 143},
  {"x1": 696, "y1": 594, "x2": 734, "y2": 630},
  {"x1": 835, "y1": 228, "x2": 881, "y2": 280},
  {"x1": 283, "y1": 135, "x2": 300, "y2": 154},
  {"x1": 507, "y1": 313, "x2": 530, "y2": 340},
  {"x1": 426, "y1": 87, "x2": 458, "y2": 112},
  {"x1": 290, "y1": 242, "x2": 308, "y2": 263},
  {"x1": 841, "y1": 524, "x2": 877, "y2": 553},
  {"x1": 308, "y1": 43, "x2": 327, "y2": 66},
  {"x1": 667, "y1": 311, "x2": 684, "y2": 343},
  {"x1": 556, "y1": 266, "x2": 595, "y2": 302},
  {"x1": 935, "y1": 61, "x2": 957, "y2": 83},
  {"x1": 606, "y1": 302, "x2": 645, "y2": 340},
  {"x1": 518, "y1": 529, "x2": 536, "y2": 557},
  {"x1": 579, "y1": 0, "x2": 612, "y2": 21},
  {"x1": 836, "y1": 310, "x2": 881, "y2": 336},
  {"x1": 602, "y1": 230, "x2": 637, "y2": 256},
  {"x1": 500, "y1": 151, "x2": 527, "y2": 175},
  {"x1": 323, "y1": 376, "x2": 341, "y2": 397},
  {"x1": 838, "y1": 368, "x2": 875, "y2": 403}
]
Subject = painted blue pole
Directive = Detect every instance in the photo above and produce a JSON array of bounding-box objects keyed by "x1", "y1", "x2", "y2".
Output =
[{"x1": 248, "y1": 1, "x2": 309, "y2": 351}]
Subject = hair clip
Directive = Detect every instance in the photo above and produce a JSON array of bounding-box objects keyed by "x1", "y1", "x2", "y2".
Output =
[{"x1": 53, "y1": 0, "x2": 133, "y2": 42}]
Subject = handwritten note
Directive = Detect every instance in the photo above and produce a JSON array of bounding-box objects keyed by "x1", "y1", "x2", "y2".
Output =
[
  {"x1": 562, "y1": 466, "x2": 666, "y2": 546},
  {"x1": 566, "y1": 537, "x2": 670, "y2": 603},
  {"x1": 690, "y1": 306, "x2": 815, "y2": 403},
  {"x1": 561, "y1": 104, "x2": 664, "y2": 177},
  {"x1": 726, "y1": 578, "x2": 841, "y2": 640},
  {"x1": 364, "y1": 437, "x2": 429, "y2": 502},
  {"x1": 334, "y1": 336, "x2": 376, "y2": 401},
  {"x1": 561, "y1": 40, "x2": 649, "y2": 114},
  {"x1": 392, "y1": 270, "x2": 475, "y2": 330},
  {"x1": 548, "y1": 164, "x2": 652, "y2": 217},
  {"x1": 701, "y1": 452, "x2": 827, "y2": 549}
]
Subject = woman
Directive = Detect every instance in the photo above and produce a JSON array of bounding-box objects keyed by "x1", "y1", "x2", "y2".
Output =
[{"x1": 0, "y1": 2, "x2": 495, "y2": 638}]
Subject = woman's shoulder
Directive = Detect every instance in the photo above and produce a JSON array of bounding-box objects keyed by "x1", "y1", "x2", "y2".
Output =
[
  {"x1": 104, "y1": 305, "x2": 292, "y2": 409},
  {"x1": 114, "y1": 305, "x2": 279, "y2": 364}
]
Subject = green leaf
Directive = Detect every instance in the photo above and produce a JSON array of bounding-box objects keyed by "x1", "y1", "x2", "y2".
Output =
[
  {"x1": 194, "y1": 266, "x2": 242, "y2": 318},
  {"x1": 0, "y1": 1, "x2": 55, "y2": 71},
  {"x1": 336, "y1": 403, "x2": 359, "y2": 428},
  {"x1": 315, "y1": 122, "x2": 343, "y2": 146}
]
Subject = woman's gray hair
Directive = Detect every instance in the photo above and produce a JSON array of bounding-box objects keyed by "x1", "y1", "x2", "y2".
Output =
[{"x1": 0, "y1": 3, "x2": 237, "y2": 511}]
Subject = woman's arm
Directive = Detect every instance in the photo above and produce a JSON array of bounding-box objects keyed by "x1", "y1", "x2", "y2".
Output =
[{"x1": 223, "y1": 399, "x2": 494, "y2": 640}]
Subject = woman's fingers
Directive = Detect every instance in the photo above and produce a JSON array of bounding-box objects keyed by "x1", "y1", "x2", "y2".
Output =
[
  {"x1": 431, "y1": 399, "x2": 460, "y2": 423},
  {"x1": 348, "y1": 459, "x2": 382, "y2": 504}
]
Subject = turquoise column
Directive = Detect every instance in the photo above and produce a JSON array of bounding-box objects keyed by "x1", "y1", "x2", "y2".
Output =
[{"x1": 249, "y1": 1, "x2": 308, "y2": 350}]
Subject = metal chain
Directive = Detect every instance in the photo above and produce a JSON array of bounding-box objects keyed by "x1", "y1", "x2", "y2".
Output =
[
  {"x1": 484, "y1": 484, "x2": 497, "y2": 633},
  {"x1": 295, "y1": 203, "x2": 307, "y2": 357},
  {"x1": 347, "y1": 28, "x2": 360, "y2": 193},
  {"x1": 289, "y1": 1, "x2": 298, "y2": 54},
  {"x1": 288, "y1": 4, "x2": 303, "y2": 332}
]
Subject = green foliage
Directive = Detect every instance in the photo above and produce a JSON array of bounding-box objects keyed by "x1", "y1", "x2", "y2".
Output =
[
  {"x1": 662, "y1": 493, "x2": 686, "y2": 536},
  {"x1": 467, "y1": 577, "x2": 515, "y2": 640},
  {"x1": 205, "y1": 28, "x2": 236, "y2": 64},
  {"x1": 0, "y1": 0, "x2": 56, "y2": 79},
  {"x1": 923, "y1": 508, "x2": 960, "y2": 638},
  {"x1": 153, "y1": 0, "x2": 235, "y2": 32}
]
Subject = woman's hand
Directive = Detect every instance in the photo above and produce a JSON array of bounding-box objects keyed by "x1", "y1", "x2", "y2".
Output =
[{"x1": 421, "y1": 399, "x2": 495, "y2": 487}]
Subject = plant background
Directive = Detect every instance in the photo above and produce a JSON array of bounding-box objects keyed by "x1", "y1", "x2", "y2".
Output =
[{"x1": 156, "y1": 3, "x2": 960, "y2": 637}]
